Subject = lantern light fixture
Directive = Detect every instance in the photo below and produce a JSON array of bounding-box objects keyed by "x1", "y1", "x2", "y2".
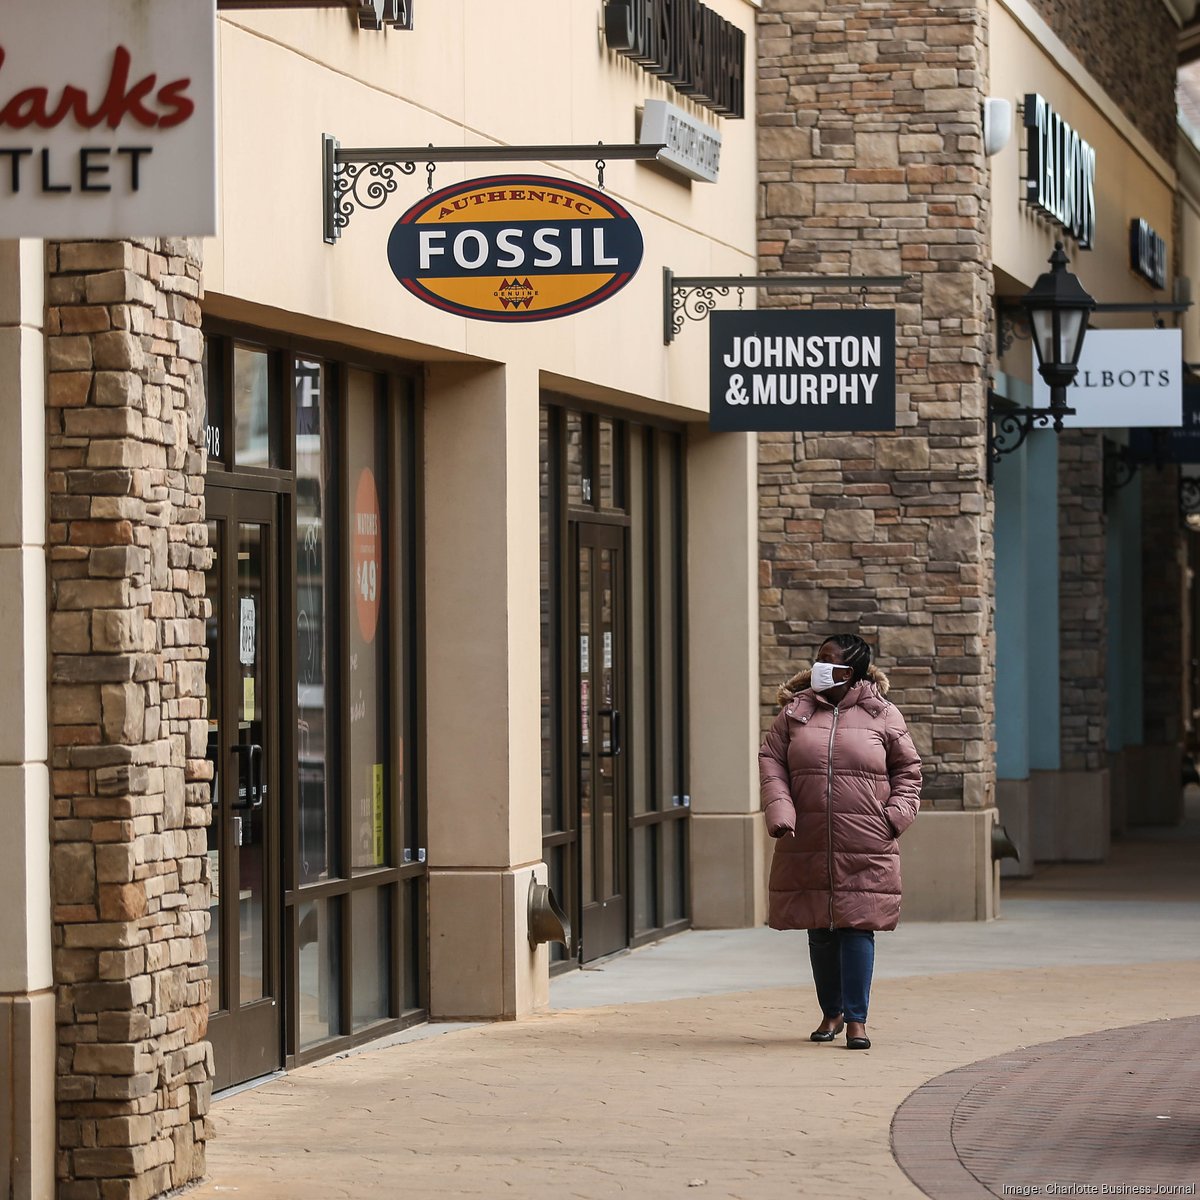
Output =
[{"x1": 988, "y1": 241, "x2": 1096, "y2": 482}]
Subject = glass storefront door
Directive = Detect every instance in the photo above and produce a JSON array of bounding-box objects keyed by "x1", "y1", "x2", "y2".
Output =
[
  {"x1": 575, "y1": 521, "x2": 628, "y2": 961},
  {"x1": 540, "y1": 403, "x2": 690, "y2": 968},
  {"x1": 205, "y1": 486, "x2": 283, "y2": 1091}
]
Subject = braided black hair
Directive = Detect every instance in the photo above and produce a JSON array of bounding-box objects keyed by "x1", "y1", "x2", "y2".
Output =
[{"x1": 819, "y1": 633, "x2": 872, "y2": 683}]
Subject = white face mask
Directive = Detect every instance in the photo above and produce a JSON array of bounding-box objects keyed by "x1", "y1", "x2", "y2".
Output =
[{"x1": 811, "y1": 662, "x2": 851, "y2": 693}]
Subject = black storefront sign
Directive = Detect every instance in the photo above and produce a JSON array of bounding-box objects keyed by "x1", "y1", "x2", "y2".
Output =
[
  {"x1": 1130, "y1": 218, "x2": 1167, "y2": 290},
  {"x1": 1130, "y1": 384, "x2": 1200, "y2": 462},
  {"x1": 1024, "y1": 93, "x2": 1096, "y2": 249},
  {"x1": 709, "y1": 310, "x2": 896, "y2": 432},
  {"x1": 604, "y1": 0, "x2": 745, "y2": 118}
]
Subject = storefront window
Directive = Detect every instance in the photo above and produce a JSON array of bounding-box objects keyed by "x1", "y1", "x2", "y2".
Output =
[
  {"x1": 598, "y1": 418, "x2": 626, "y2": 512},
  {"x1": 296, "y1": 359, "x2": 338, "y2": 885},
  {"x1": 351, "y1": 887, "x2": 391, "y2": 1029},
  {"x1": 233, "y1": 345, "x2": 278, "y2": 468},
  {"x1": 566, "y1": 410, "x2": 590, "y2": 508},
  {"x1": 203, "y1": 325, "x2": 419, "y2": 1071},
  {"x1": 346, "y1": 369, "x2": 390, "y2": 873},
  {"x1": 297, "y1": 897, "x2": 340, "y2": 1049},
  {"x1": 655, "y1": 433, "x2": 684, "y2": 811}
]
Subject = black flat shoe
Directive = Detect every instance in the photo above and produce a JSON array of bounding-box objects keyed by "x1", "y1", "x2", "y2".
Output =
[
  {"x1": 846, "y1": 1034, "x2": 871, "y2": 1050},
  {"x1": 809, "y1": 1020, "x2": 845, "y2": 1042}
]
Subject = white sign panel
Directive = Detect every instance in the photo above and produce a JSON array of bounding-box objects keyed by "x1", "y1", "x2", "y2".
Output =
[
  {"x1": 640, "y1": 99, "x2": 721, "y2": 184},
  {"x1": 239, "y1": 599, "x2": 256, "y2": 666},
  {"x1": 0, "y1": 0, "x2": 216, "y2": 238},
  {"x1": 1033, "y1": 329, "x2": 1182, "y2": 428}
]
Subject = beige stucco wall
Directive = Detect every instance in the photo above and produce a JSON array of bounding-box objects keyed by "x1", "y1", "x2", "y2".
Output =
[
  {"x1": 0, "y1": 238, "x2": 54, "y2": 1200},
  {"x1": 990, "y1": 0, "x2": 1176, "y2": 302},
  {"x1": 200, "y1": 3, "x2": 761, "y2": 1006},
  {"x1": 203, "y1": 1, "x2": 758, "y2": 410}
]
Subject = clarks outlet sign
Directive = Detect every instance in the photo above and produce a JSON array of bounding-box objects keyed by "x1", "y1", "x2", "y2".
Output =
[{"x1": 0, "y1": 0, "x2": 216, "y2": 238}]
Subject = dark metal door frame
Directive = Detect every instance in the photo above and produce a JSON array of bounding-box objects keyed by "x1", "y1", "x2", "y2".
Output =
[
  {"x1": 206, "y1": 484, "x2": 285, "y2": 1091},
  {"x1": 573, "y1": 520, "x2": 629, "y2": 962}
]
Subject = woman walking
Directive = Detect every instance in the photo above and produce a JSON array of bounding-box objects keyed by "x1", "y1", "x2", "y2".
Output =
[{"x1": 759, "y1": 634, "x2": 922, "y2": 1049}]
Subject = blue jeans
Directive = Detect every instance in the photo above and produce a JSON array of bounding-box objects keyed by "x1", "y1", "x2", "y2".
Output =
[{"x1": 808, "y1": 929, "x2": 876, "y2": 1024}]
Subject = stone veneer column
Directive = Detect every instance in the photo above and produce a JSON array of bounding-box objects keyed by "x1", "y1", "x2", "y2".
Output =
[
  {"x1": 45, "y1": 239, "x2": 210, "y2": 1199},
  {"x1": 1134, "y1": 462, "x2": 1185, "y2": 825},
  {"x1": 758, "y1": 3, "x2": 997, "y2": 917},
  {"x1": 1046, "y1": 429, "x2": 1109, "y2": 860}
]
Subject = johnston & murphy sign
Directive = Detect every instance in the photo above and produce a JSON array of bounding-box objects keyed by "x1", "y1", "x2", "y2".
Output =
[
  {"x1": 709, "y1": 310, "x2": 896, "y2": 433},
  {"x1": 0, "y1": 0, "x2": 216, "y2": 238}
]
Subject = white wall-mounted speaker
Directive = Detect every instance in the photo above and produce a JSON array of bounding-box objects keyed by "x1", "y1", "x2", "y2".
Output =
[{"x1": 982, "y1": 97, "x2": 1013, "y2": 158}]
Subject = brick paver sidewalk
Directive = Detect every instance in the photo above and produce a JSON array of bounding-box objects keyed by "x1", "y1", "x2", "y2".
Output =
[{"x1": 894, "y1": 1015, "x2": 1200, "y2": 1199}]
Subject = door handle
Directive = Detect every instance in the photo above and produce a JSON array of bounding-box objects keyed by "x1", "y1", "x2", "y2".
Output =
[
  {"x1": 249, "y1": 744, "x2": 264, "y2": 809},
  {"x1": 598, "y1": 708, "x2": 621, "y2": 757},
  {"x1": 230, "y1": 744, "x2": 264, "y2": 810}
]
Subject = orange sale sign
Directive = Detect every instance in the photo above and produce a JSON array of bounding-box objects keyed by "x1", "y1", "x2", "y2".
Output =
[{"x1": 353, "y1": 468, "x2": 381, "y2": 642}]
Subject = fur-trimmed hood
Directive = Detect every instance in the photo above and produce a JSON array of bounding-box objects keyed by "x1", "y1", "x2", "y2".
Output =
[{"x1": 777, "y1": 663, "x2": 890, "y2": 707}]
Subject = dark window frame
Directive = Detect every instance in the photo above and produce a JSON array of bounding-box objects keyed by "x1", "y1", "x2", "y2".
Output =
[{"x1": 203, "y1": 320, "x2": 426, "y2": 1069}]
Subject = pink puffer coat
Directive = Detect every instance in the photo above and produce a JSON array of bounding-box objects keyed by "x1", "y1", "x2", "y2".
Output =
[{"x1": 759, "y1": 665, "x2": 922, "y2": 932}]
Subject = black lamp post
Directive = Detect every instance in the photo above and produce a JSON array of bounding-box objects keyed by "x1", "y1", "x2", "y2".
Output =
[{"x1": 988, "y1": 241, "x2": 1096, "y2": 480}]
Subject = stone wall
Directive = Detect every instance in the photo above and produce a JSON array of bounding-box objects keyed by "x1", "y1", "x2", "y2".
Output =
[
  {"x1": 1026, "y1": 0, "x2": 1178, "y2": 161},
  {"x1": 758, "y1": 2, "x2": 996, "y2": 810},
  {"x1": 1057, "y1": 431, "x2": 1107, "y2": 770},
  {"x1": 45, "y1": 239, "x2": 210, "y2": 1199},
  {"x1": 1141, "y1": 463, "x2": 1184, "y2": 747}
]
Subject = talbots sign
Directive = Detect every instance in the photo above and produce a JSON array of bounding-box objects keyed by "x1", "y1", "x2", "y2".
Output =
[
  {"x1": 0, "y1": 0, "x2": 216, "y2": 238},
  {"x1": 1033, "y1": 328, "x2": 1182, "y2": 428},
  {"x1": 1023, "y1": 93, "x2": 1096, "y2": 249},
  {"x1": 387, "y1": 175, "x2": 644, "y2": 322},
  {"x1": 709, "y1": 310, "x2": 896, "y2": 432}
]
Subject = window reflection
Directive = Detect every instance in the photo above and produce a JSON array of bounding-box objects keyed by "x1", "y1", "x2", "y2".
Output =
[
  {"x1": 297, "y1": 897, "x2": 340, "y2": 1048},
  {"x1": 296, "y1": 359, "x2": 337, "y2": 885},
  {"x1": 346, "y1": 370, "x2": 389, "y2": 873},
  {"x1": 233, "y1": 346, "x2": 275, "y2": 468}
]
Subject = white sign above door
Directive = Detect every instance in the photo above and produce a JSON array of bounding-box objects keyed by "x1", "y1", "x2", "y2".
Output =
[{"x1": 1033, "y1": 328, "x2": 1182, "y2": 428}]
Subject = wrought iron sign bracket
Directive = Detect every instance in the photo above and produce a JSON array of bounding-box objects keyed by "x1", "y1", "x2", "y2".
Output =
[
  {"x1": 322, "y1": 135, "x2": 666, "y2": 243},
  {"x1": 986, "y1": 390, "x2": 1076, "y2": 485},
  {"x1": 663, "y1": 268, "x2": 912, "y2": 345}
]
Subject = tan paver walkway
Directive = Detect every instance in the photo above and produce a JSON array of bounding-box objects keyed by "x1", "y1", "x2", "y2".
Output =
[
  {"x1": 191, "y1": 801, "x2": 1200, "y2": 1200},
  {"x1": 190, "y1": 962, "x2": 1200, "y2": 1200}
]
